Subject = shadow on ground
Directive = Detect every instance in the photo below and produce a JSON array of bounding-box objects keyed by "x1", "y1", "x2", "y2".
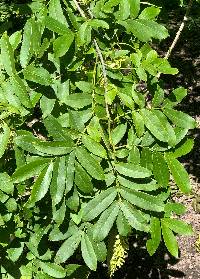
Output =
[{"x1": 90, "y1": 234, "x2": 184, "y2": 279}]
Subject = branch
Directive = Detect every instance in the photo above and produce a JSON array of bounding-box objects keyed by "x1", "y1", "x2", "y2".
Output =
[
  {"x1": 165, "y1": 0, "x2": 193, "y2": 60},
  {"x1": 72, "y1": 0, "x2": 86, "y2": 18},
  {"x1": 157, "y1": 0, "x2": 193, "y2": 79}
]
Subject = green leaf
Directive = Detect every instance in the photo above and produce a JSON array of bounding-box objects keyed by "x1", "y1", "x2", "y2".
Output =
[
  {"x1": 77, "y1": 22, "x2": 92, "y2": 46},
  {"x1": 87, "y1": 117, "x2": 102, "y2": 142},
  {"x1": 164, "y1": 202, "x2": 186, "y2": 216},
  {"x1": 24, "y1": 65, "x2": 53, "y2": 86},
  {"x1": 140, "y1": 147, "x2": 153, "y2": 170},
  {"x1": 53, "y1": 198, "x2": 66, "y2": 224},
  {"x1": 132, "y1": 111, "x2": 145, "y2": 138},
  {"x1": 76, "y1": 81, "x2": 94, "y2": 93},
  {"x1": 11, "y1": 75, "x2": 32, "y2": 108},
  {"x1": 82, "y1": 187, "x2": 117, "y2": 221},
  {"x1": 76, "y1": 147, "x2": 104, "y2": 180},
  {"x1": 50, "y1": 157, "x2": 66, "y2": 205},
  {"x1": 53, "y1": 79, "x2": 70, "y2": 104},
  {"x1": 115, "y1": 0, "x2": 130, "y2": 20},
  {"x1": 1, "y1": 79, "x2": 23, "y2": 112},
  {"x1": 26, "y1": 162, "x2": 53, "y2": 207},
  {"x1": 141, "y1": 130, "x2": 155, "y2": 147},
  {"x1": 106, "y1": 86, "x2": 117, "y2": 105},
  {"x1": 7, "y1": 242, "x2": 24, "y2": 262},
  {"x1": 93, "y1": 241, "x2": 107, "y2": 262},
  {"x1": 163, "y1": 108, "x2": 196, "y2": 129},
  {"x1": 27, "y1": 224, "x2": 51, "y2": 260},
  {"x1": 44, "y1": 16, "x2": 69, "y2": 35},
  {"x1": 165, "y1": 153, "x2": 191, "y2": 193},
  {"x1": 120, "y1": 200, "x2": 149, "y2": 232},
  {"x1": 81, "y1": 232, "x2": 97, "y2": 271},
  {"x1": 0, "y1": 173, "x2": 14, "y2": 194},
  {"x1": 1, "y1": 32, "x2": 16, "y2": 76},
  {"x1": 139, "y1": 7, "x2": 160, "y2": 20},
  {"x1": 20, "y1": 19, "x2": 34, "y2": 68},
  {"x1": 69, "y1": 109, "x2": 92, "y2": 132},
  {"x1": 132, "y1": 87, "x2": 145, "y2": 108},
  {"x1": 161, "y1": 220, "x2": 179, "y2": 258},
  {"x1": 146, "y1": 217, "x2": 161, "y2": 256},
  {"x1": 89, "y1": 19, "x2": 109, "y2": 29},
  {"x1": 153, "y1": 151, "x2": 169, "y2": 187},
  {"x1": 0, "y1": 191, "x2": 9, "y2": 203},
  {"x1": 156, "y1": 111, "x2": 177, "y2": 146},
  {"x1": 129, "y1": 0, "x2": 140, "y2": 18},
  {"x1": 55, "y1": 231, "x2": 81, "y2": 263},
  {"x1": 9, "y1": 30, "x2": 22, "y2": 50},
  {"x1": 31, "y1": 20, "x2": 42, "y2": 55},
  {"x1": 141, "y1": 109, "x2": 176, "y2": 145},
  {"x1": 103, "y1": 0, "x2": 120, "y2": 13},
  {"x1": 128, "y1": 146, "x2": 140, "y2": 165},
  {"x1": 33, "y1": 140, "x2": 74, "y2": 156},
  {"x1": 152, "y1": 85, "x2": 164, "y2": 107},
  {"x1": 116, "y1": 210, "x2": 131, "y2": 236},
  {"x1": 173, "y1": 87, "x2": 187, "y2": 102},
  {"x1": 0, "y1": 122, "x2": 10, "y2": 158},
  {"x1": 5, "y1": 197, "x2": 17, "y2": 212},
  {"x1": 93, "y1": 202, "x2": 119, "y2": 241},
  {"x1": 39, "y1": 262, "x2": 66, "y2": 278},
  {"x1": 82, "y1": 135, "x2": 107, "y2": 158},
  {"x1": 44, "y1": 115, "x2": 73, "y2": 143},
  {"x1": 118, "y1": 175, "x2": 159, "y2": 191},
  {"x1": 12, "y1": 158, "x2": 51, "y2": 183},
  {"x1": 115, "y1": 162, "x2": 152, "y2": 178},
  {"x1": 111, "y1": 123, "x2": 127, "y2": 145},
  {"x1": 14, "y1": 133, "x2": 45, "y2": 155},
  {"x1": 64, "y1": 93, "x2": 92, "y2": 109},
  {"x1": 40, "y1": 95, "x2": 55, "y2": 118},
  {"x1": 66, "y1": 151, "x2": 75, "y2": 194},
  {"x1": 75, "y1": 162, "x2": 93, "y2": 194},
  {"x1": 163, "y1": 218, "x2": 193, "y2": 235},
  {"x1": 48, "y1": 0, "x2": 68, "y2": 26},
  {"x1": 174, "y1": 127, "x2": 188, "y2": 145},
  {"x1": 66, "y1": 187, "x2": 79, "y2": 212},
  {"x1": 173, "y1": 138, "x2": 194, "y2": 158},
  {"x1": 53, "y1": 32, "x2": 74, "y2": 58},
  {"x1": 116, "y1": 148, "x2": 129, "y2": 159},
  {"x1": 120, "y1": 19, "x2": 168, "y2": 42},
  {"x1": 120, "y1": 187, "x2": 164, "y2": 212}
]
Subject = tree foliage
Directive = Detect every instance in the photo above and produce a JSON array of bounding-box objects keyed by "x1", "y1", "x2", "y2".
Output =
[{"x1": 0, "y1": 0, "x2": 195, "y2": 277}]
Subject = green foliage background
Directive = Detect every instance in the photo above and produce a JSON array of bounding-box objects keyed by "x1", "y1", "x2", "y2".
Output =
[{"x1": 0, "y1": 0, "x2": 197, "y2": 278}]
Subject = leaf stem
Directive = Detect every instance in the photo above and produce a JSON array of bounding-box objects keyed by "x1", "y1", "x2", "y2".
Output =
[{"x1": 71, "y1": 0, "x2": 116, "y2": 161}]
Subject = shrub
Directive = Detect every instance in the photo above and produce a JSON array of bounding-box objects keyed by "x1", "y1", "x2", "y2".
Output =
[{"x1": 0, "y1": 0, "x2": 196, "y2": 278}]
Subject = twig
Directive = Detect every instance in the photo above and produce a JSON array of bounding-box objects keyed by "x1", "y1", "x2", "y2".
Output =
[
  {"x1": 165, "y1": 0, "x2": 193, "y2": 59},
  {"x1": 157, "y1": 0, "x2": 193, "y2": 79},
  {"x1": 71, "y1": 0, "x2": 86, "y2": 18},
  {"x1": 71, "y1": 0, "x2": 115, "y2": 158},
  {"x1": 93, "y1": 39, "x2": 113, "y2": 144}
]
